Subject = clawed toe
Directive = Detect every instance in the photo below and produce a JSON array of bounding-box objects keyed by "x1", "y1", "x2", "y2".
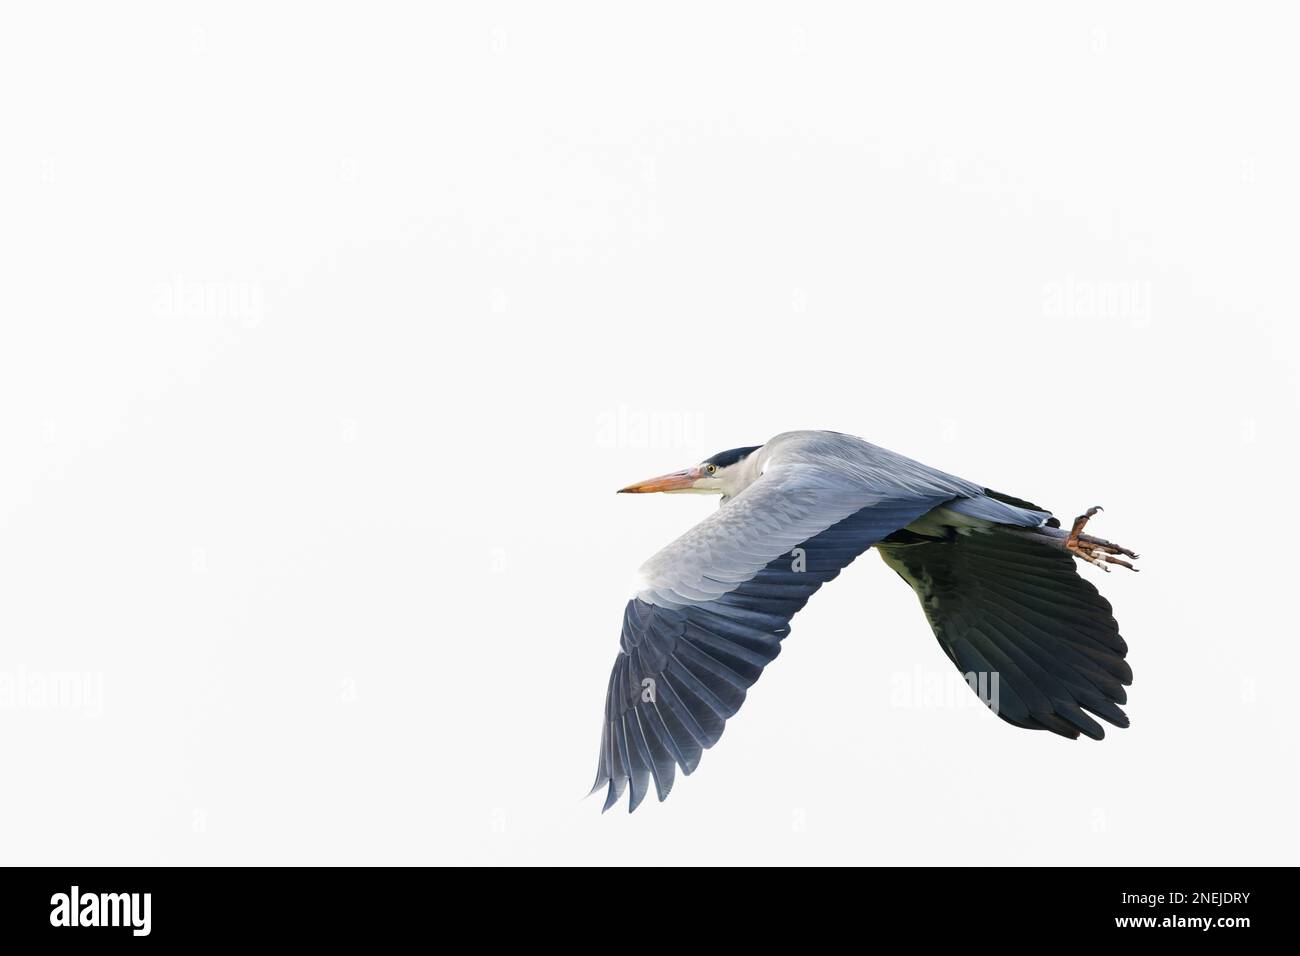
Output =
[{"x1": 1065, "y1": 506, "x2": 1139, "y2": 572}]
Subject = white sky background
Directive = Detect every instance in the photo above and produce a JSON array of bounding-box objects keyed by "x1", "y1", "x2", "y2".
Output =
[{"x1": 1, "y1": 3, "x2": 1297, "y2": 865}]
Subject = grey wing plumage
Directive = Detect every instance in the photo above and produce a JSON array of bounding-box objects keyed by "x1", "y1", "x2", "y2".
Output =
[{"x1": 634, "y1": 431, "x2": 994, "y2": 608}]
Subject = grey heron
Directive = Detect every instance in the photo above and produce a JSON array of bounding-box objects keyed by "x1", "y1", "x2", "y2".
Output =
[{"x1": 592, "y1": 430, "x2": 1139, "y2": 812}]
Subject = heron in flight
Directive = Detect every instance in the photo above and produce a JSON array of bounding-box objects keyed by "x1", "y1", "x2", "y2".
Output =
[{"x1": 592, "y1": 430, "x2": 1139, "y2": 812}]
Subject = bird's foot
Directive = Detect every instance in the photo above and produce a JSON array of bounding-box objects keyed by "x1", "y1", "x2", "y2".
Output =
[{"x1": 1065, "y1": 506, "x2": 1139, "y2": 572}]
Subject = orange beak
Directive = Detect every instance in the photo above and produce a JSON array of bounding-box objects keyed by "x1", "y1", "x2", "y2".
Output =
[{"x1": 617, "y1": 466, "x2": 702, "y2": 494}]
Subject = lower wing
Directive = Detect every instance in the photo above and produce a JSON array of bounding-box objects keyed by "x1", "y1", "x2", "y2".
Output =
[{"x1": 877, "y1": 524, "x2": 1131, "y2": 739}]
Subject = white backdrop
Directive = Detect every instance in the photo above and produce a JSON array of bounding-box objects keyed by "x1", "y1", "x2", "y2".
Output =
[{"x1": 2, "y1": 3, "x2": 1297, "y2": 865}]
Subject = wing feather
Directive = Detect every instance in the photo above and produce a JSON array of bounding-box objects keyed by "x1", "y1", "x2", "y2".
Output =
[{"x1": 877, "y1": 526, "x2": 1132, "y2": 740}]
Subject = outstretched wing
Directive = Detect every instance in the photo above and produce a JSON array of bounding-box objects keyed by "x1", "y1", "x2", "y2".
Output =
[
  {"x1": 593, "y1": 458, "x2": 967, "y2": 812},
  {"x1": 877, "y1": 526, "x2": 1131, "y2": 739}
]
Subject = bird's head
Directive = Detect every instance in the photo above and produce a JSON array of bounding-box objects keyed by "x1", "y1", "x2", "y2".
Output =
[{"x1": 617, "y1": 445, "x2": 762, "y2": 498}]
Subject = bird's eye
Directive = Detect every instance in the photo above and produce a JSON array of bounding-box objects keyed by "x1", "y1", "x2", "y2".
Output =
[{"x1": 705, "y1": 464, "x2": 717, "y2": 475}]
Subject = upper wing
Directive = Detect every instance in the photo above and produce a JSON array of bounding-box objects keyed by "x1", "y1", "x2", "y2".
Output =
[
  {"x1": 593, "y1": 458, "x2": 965, "y2": 811},
  {"x1": 877, "y1": 526, "x2": 1131, "y2": 739}
]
